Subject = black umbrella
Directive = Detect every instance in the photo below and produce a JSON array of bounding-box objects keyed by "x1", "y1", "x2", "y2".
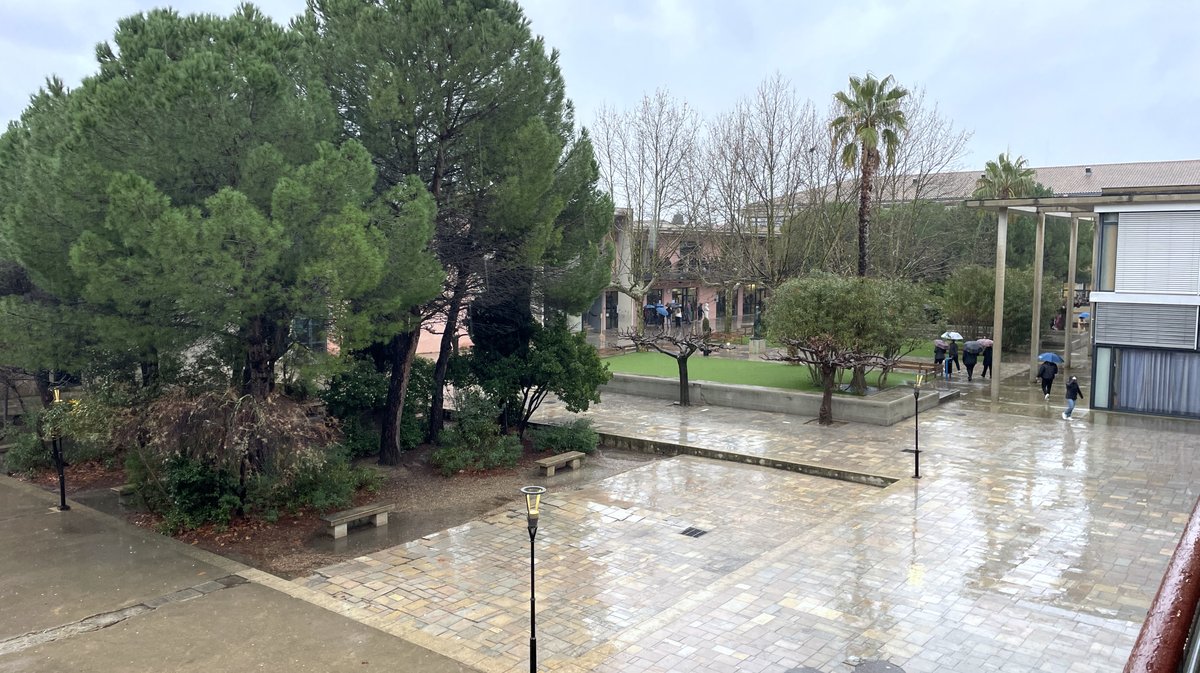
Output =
[{"x1": 963, "y1": 340, "x2": 984, "y2": 354}]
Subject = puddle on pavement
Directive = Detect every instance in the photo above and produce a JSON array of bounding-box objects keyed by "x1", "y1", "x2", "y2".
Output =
[{"x1": 305, "y1": 503, "x2": 510, "y2": 555}]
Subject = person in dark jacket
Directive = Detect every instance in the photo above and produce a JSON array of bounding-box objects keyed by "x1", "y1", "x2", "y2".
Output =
[
  {"x1": 1062, "y1": 376, "x2": 1082, "y2": 419},
  {"x1": 934, "y1": 345, "x2": 946, "y2": 368},
  {"x1": 948, "y1": 340, "x2": 961, "y2": 372},
  {"x1": 981, "y1": 345, "x2": 993, "y2": 378},
  {"x1": 962, "y1": 348, "x2": 978, "y2": 381},
  {"x1": 1037, "y1": 360, "x2": 1059, "y2": 400}
]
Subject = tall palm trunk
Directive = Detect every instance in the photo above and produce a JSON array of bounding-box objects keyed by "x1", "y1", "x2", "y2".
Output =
[{"x1": 856, "y1": 148, "x2": 879, "y2": 277}]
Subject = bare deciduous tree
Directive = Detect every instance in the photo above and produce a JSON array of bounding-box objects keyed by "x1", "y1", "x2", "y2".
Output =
[{"x1": 593, "y1": 90, "x2": 700, "y2": 330}]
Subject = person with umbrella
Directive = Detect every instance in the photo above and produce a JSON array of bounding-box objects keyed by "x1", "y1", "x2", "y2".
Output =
[
  {"x1": 978, "y1": 338, "x2": 994, "y2": 378},
  {"x1": 933, "y1": 339, "x2": 947, "y2": 370},
  {"x1": 941, "y1": 331, "x2": 963, "y2": 377},
  {"x1": 962, "y1": 340, "x2": 984, "y2": 381},
  {"x1": 1037, "y1": 352, "x2": 1063, "y2": 400}
]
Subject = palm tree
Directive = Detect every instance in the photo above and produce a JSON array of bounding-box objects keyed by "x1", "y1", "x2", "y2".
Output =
[
  {"x1": 974, "y1": 152, "x2": 1037, "y2": 199},
  {"x1": 831, "y1": 73, "x2": 909, "y2": 277}
]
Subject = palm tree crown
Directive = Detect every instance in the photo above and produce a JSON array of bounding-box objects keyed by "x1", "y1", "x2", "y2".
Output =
[
  {"x1": 974, "y1": 152, "x2": 1037, "y2": 199},
  {"x1": 831, "y1": 73, "x2": 909, "y2": 276}
]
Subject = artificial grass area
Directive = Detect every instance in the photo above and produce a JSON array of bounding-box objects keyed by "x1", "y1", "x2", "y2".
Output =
[{"x1": 602, "y1": 352, "x2": 916, "y2": 393}]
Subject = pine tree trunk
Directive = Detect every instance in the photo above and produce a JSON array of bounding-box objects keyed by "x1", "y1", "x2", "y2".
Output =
[
  {"x1": 379, "y1": 325, "x2": 421, "y2": 466},
  {"x1": 427, "y1": 273, "x2": 468, "y2": 443},
  {"x1": 242, "y1": 314, "x2": 287, "y2": 399},
  {"x1": 677, "y1": 356, "x2": 690, "y2": 406}
]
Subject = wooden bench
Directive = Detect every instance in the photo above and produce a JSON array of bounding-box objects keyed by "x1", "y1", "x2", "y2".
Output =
[
  {"x1": 890, "y1": 360, "x2": 938, "y2": 382},
  {"x1": 321, "y1": 502, "x2": 396, "y2": 539},
  {"x1": 535, "y1": 451, "x2": 586, "y2": 477}
]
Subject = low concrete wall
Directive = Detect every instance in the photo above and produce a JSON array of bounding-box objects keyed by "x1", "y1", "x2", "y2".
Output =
[{"x1": 600, "y1": 373, "x2": 941, "y2": 426}]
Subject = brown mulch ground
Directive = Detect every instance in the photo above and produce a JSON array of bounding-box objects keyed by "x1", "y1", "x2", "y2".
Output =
[{"x1": 18, "y1": 443, "x2": 657, "y2": 579}]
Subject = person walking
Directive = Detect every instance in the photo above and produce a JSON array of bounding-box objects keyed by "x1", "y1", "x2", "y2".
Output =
[
  {"x1": 981, "y1": 344, "x2": 993, "y2": 379},
  {"x1": 943, "y1": 351, "x2": 953, "y2": 381},
  {"x1": 948, "y1": 339, "x2": 961, "y2": 373},
  {"x1": 1062, "y1": 376, "x2": 1082, "y2": 419},
  {"x1": 934, "y1": 343, "x2": 946, "y2": 371},
  {"x1": 1037, "y1": 359, "x2": 1059, "y2": 400},
  {"x1": 962, "y1": 348, "x2": 978, "y2": 381}
]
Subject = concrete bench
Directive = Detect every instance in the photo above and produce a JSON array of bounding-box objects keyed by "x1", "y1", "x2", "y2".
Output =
[
  {"x1": 321, "y1": 502, "x2": 395, "y2": 539},
  {"x1": 110, "y1": 483, "x2": 135, "y2": 502},
  {"x1": 535, "y1": 451, "x2": 586, "y2": 477}
]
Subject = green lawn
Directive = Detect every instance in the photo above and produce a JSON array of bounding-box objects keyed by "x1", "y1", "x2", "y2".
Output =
[{"x1": 603, "y1": 352, "x2": 917, "y2": 393}]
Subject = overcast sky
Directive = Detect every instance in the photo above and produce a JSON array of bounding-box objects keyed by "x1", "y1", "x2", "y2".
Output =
[{"x1": 3, "y1": 0, "x2": 1198, "y2": 170}]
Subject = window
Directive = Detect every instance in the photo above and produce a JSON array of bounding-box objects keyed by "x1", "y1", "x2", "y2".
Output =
[
  {"x1": 1098, "y1": 213, "x2": 1117, "y2": 292},
  {"x1": 292, "y1": 318, "x2": 327, "y2": 353}
]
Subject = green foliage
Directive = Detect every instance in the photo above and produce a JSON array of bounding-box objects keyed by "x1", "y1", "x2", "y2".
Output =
[
  {"x1": 767, "y1": 273, "x2": 927, "y2": 355},
  {"x1": 247, "y1": 446, "x2": 382, "y2": 518},
  {"x1": 432, "y1": 390, "x2": 522, "y2": 476},
  {"x1": 3, "y1": 425, "x2": 51, "y2": 475},
  {"x1": 532, "y1": 418, "x2": 599, "y2": 455},
  {"x1": 321, "y1": 358, "x2": 389, "y2": 419},
  {"x1": 339, "y1": 417, "x2": 382, "y2": 459},
  {"x1": 456, "y1": 316, "x2": 610, "y2": 435},
  {"x1": 158, "y1": 456, "x2": 242, "y2": 533},
  {"x1": 941, "y1": 265, "x2": 1058, "y2": 349}
]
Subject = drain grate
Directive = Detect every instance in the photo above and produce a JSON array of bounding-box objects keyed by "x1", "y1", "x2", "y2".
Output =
[{"x1": 680, "y1": 526, "x2": 708, "y2": 538}]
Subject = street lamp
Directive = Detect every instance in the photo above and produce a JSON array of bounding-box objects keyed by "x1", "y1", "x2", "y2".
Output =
[
  {"x1": 904, "y1": 375, "x2": 925, "y2": 479},
  {"x1": 50, "y1": 388, "x2": 69, "y2": 511},
  {"x1": 521, "y1": 485, "x2": 547, "y2": 673}
]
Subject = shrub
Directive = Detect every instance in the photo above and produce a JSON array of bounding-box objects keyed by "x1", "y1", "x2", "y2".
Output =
[
  {"x1": 246, "y1": 445, "x2": 382, "y2": 517},
  {"x1": 321, "y1": 358, "x2": 389, "y2": 419},
  {"x1": 340, "y1": 416, "x2": 381, "y2": 459},
  {"x1": 431, "y1": 389, "x2": 522, "y2": 476},
  {"x1": 3, "y1": 425, "x2": 51, "y2": 475},
  {"x1": 159, "y1": 455, "x2": 242, "y2": 533},
  {"x1": 532, "y1": 418, "x2": 599, "y2": 455}
]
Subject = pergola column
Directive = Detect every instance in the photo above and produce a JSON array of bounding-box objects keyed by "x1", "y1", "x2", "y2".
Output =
[
  {"x1": 991, "y1": 207, "x2": 1008, "y2": 401},
  {"x1": 1065, "y1": 214, "x2": 1080, "y2": 369},
  {"x1": 1030, "y1": 212, "x2": 1046, "y2": 380}
]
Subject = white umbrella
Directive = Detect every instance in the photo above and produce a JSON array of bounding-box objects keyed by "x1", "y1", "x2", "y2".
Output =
[{"x1": 940, "y1": 331, "x2": 963, "y2": 340}]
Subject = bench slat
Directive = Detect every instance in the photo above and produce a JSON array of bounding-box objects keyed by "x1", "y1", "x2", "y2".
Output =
[
  {"x1": 321, "y1": 502, "x2": 396, "y2": 525},
  {"x1": 534, "y1": 451, "x2": 586, "y2": 467}
]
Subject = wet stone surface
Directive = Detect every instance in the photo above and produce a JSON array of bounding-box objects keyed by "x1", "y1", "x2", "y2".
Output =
[{"x1": 295, "y1": 362, "x2": 1200, "y2": 673}]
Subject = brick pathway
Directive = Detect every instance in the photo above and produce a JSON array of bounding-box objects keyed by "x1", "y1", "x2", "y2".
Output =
[{"x1": 292, "y1": 366, "x2": 1200, "y2": 672}]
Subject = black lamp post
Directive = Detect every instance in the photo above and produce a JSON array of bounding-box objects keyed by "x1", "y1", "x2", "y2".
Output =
[
  {"x1": 521, "y1": 485, "x2": 546, "y2": 673},
  {"x1": 50, "y1": 388, "x2": 69, "y2": 511},
  {"x1": 904, "y1": 376, "x2": 924, "y2": 479}
]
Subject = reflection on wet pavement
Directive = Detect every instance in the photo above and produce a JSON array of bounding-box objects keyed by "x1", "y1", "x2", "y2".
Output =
[{"x1": 295, "y1": 366, "x2": 1200, "y2": 672}]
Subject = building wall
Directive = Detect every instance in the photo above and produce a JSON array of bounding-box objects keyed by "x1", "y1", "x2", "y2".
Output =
[{"x1": 1089, "y1": 205, "x2": 1200, "y2": 417}]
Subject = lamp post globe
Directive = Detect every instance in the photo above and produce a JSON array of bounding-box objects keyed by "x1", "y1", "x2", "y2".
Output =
[{"x1": 521, "y1": 485, "x2": 547, "y2": 672}]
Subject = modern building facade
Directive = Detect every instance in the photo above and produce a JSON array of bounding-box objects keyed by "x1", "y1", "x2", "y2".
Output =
[{"x1": 1090, "y1": 195, "x2": 1200, "y2": 417}]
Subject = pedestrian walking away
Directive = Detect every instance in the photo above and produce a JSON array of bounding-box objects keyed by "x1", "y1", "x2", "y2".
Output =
[
  {"x1": 1063, "y1": 376, "x2": 1082, "y2": 419},
  {"x1": 1037, "y1": 360, "x2": 1059, "y2": 399},
  {"x1": 981, "y1": 344, "x2": 993, "y2": 378},
  {"x1": 962, "y1": 348, "x2": 978, "y2": 381},
  {"x1": 948, "y1": 340, "x2": 961, "y2": 372}
]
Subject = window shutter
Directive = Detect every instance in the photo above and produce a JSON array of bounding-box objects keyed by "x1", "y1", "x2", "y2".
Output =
[
  {"x1": 1094, "y1": 303, "x2": 1198, "y2": 349},
  {"x1": 1115, "y1": 212, "x2": 1200, "y2": 294}
]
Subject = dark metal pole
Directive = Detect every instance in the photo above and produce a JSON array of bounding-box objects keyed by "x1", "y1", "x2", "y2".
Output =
[
  {"x1": 529, "y1": 525, "x2": 537, "y2": 673},
  {"x1": 913, "y1": 388, "x2": 921, "y2": 479},
  {"x1": 52, "y1": 436, "x2": 69, "y2": 511}
]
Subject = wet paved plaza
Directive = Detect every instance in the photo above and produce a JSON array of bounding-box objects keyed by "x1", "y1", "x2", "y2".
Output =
[{"x1": 289, "y1": 365, "x2": 1200, "y2": 673}]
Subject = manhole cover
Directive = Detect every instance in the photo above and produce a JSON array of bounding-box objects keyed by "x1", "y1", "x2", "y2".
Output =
[
  {"x1": 680, "y1": 526, "x2": 708, "y2": 538},
  {"x1": 854, "y1": 661, "x2": 905, "y2": 673}
]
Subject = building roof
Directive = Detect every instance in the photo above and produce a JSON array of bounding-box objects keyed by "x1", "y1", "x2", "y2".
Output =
[{"x1": 938, "y1": 159, "x2": 1200, "y2": 199}]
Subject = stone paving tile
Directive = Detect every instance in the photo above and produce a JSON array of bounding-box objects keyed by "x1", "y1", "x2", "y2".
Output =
[{"x1": 298, "y1": 366, "x2": 1200, "y2": 672}]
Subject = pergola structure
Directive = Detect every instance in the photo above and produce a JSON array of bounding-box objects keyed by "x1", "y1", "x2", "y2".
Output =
[{"x1": 963, "y1": 188, "x2": 1200, "y2": 400}]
